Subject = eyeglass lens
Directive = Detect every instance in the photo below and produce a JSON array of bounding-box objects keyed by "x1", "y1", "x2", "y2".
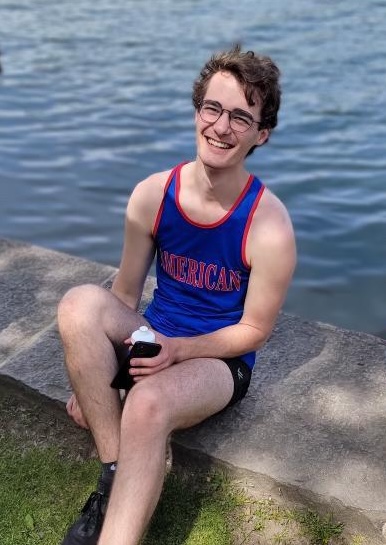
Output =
[{"x1": 200, "y1": 101, "x2": 256, "y2": 132}]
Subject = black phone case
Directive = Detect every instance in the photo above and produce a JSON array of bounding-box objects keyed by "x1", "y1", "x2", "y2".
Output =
[{"x1": 110, "y1": 341, "x2": 162, "y2": 390}]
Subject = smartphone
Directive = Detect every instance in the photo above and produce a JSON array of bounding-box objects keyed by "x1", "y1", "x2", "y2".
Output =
[
  {"x1": 129, "y1": 341, "x2": 162, "y2": 359},
  {"x1": 110, "y1": 341, "x2": 162, "y2": 390}
]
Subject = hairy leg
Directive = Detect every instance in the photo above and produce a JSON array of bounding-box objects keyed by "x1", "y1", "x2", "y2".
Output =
[
  {"x1": 57, "y1": 283, "x2": 148, "y2": 462},
  {"x1": 98, "y1": 357, "x2": 234, "y2": 545}
]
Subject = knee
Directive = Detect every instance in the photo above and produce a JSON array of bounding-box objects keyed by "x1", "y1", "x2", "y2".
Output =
[
  {"x1": 57, "y1": 284, "x2": 105, "y2": 335},
  {"x1": 122, "y1": 382, "x2": 170, "y2": 433}
]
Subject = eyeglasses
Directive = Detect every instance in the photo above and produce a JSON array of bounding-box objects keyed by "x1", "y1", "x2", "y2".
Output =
[{"x1": 198, "y1": 100, "x2": 261, "y2": 133}]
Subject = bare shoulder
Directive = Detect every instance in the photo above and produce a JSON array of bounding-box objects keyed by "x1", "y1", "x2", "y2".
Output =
[
  {"x1": 247, "y1": 187, "x2": 296, "y2": 267},
  {"x1": 129, "y1": 169, "x2": 172, "y2": 206},
  {"x1": 255, "y1": 187, "x2": 295, "y2": 242},
  {"x1": 125, "y1": 169, "x2": 172, "y2": 222}
]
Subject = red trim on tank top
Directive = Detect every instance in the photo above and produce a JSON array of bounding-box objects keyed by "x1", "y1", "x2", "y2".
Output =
[
  {"x1": 175, "y1": 168, "x2": 255, "y2": 229},
  {"x1": 152, "y1": 164, "x2": 184, "y2": 237},
  {"x1": 241, "y1": 184, "x2": 265, "y2": 269}
]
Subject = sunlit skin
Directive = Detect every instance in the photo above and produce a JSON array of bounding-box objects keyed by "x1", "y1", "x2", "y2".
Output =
[
  {"x1": 59, "y1": 57, "x2": 296, "y2": 545},
  {"x1": 195, "y1": 71, "x2": 270, "y2": 177}
]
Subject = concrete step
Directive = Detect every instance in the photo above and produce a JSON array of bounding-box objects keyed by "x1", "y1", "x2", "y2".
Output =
[{"x1": 1, "y1": 237, "x2": 385, "y2": 543}]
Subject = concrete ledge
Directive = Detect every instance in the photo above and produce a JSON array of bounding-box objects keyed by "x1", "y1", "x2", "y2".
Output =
[{"x1": 1, "y1": 238, "x2": 385, "y2": 542}]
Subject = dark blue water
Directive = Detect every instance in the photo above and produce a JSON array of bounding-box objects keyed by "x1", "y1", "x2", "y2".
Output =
[{"x1": 1, "y1": 0, "x2": 385, "y2": 336}]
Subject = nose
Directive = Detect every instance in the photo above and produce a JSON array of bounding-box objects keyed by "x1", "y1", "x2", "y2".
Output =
[{"x1": 213, "y1": 109, "x2": 232, "y2": 133}]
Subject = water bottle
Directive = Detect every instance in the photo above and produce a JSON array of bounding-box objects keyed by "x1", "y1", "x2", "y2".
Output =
[
  {"x1": 131, "y1": 325, "x2": 156, "y2": 344},
  {"x1": 111, "y1": 326, "x2": 159, "y2": 390},
  {"x1": 118, "y1": 326, "x2": 155, "y2": 367}
]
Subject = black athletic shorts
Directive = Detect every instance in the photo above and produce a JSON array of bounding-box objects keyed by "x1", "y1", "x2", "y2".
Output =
[
  {"x1": 115, "y1": 347, "x2": 252, "y2": 407},
  {"x1": 222, "y1": 357, "x2": 252, "y2": 407}
]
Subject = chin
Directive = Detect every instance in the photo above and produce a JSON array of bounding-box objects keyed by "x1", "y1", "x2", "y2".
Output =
[
  {"x1": 199, "y1": 144, "x2": 231, "y2": 166},
  {"x1": 202, "y1": 158, "x2": 238, "y2": 174}
]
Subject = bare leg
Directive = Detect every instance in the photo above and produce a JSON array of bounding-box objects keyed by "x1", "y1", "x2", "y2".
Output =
[
  {"x1": 98, "y1": 357, "x2": 234, "y2": 545},
  {"x1": 57, "y1": 283, "x2": 148, "y2": 461}
]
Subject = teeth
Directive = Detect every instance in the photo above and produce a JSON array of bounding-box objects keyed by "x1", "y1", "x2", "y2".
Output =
[{"x1": 207, "y1": 138, "x2": 231, "y2": 149}]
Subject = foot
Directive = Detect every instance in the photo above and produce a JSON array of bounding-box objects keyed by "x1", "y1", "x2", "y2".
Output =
[
  {"x1": 165, "y1": 435, "x2": 173, "y2": 475},
  {"x1": 66, "y1": 394, "x2": 89, "y2": 429},
  {"x1": 61, "y1": 491, "x2": 108, "y2": 545}
]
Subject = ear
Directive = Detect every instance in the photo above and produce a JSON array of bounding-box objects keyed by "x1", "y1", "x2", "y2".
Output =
[{"x1": 255, "y1": 128, "x2": 270, "y2": 147}]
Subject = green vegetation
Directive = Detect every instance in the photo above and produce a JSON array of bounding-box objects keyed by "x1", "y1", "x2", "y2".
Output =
[
  {"x1": 294, "y1": 510, "x2": 345, "y2": 544},
  {"x1": 0, "y1": 387, "x2": 366, "y2": 544},
  {"x1": 0, "y1": 440, "x2": 99, "y2": 545}
]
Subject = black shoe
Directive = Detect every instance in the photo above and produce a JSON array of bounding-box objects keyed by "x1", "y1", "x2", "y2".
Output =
[{"x1": 61, "y1": 491, "x2": 108, "y2": 545}]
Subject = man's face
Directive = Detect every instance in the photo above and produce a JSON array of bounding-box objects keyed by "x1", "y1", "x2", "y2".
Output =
[{"x1": 195, "y1": 71, "x2": 269, "y2": 169}]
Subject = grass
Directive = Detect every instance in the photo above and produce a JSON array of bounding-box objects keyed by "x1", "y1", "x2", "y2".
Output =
[
  {"x1": 295, "y1": 510, "x2": 345, "y2": 544},
  {"x1": 0, "y1": 385, "x2": 367, "y2": 545},
  {"x1": 0, "y1": 441, "x2": 99, "y2": 544}
]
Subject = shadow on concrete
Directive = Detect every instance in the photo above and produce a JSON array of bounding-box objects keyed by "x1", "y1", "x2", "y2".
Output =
[{"x1": 1, "y1": 238, "x2": 386, "y2": 541}]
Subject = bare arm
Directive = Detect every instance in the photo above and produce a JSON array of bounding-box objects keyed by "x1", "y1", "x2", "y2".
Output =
[
  {"x1": 172, "y1": 195, "x2": 295, "y2": 358},
  {"x1": 129, "y1": 190, "x2": 296, "y2": 376},
  {"x1": 66, "y1": 171, "x2": 171, "y2": 421},
  {"x1": 111, "y1": 171, "x2": 171, "y2": 309}
]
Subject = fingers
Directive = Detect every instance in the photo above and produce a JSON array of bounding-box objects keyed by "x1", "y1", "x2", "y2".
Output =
[
  {"x1": 130, "y1": 353, "x2": 163, "y2": 368},
  {"x1": 129, "y1": 359, "x2": 171, "y2": 379},
  {"x1": 129, "y1": 336, "x2": 174, "y2": 379}
]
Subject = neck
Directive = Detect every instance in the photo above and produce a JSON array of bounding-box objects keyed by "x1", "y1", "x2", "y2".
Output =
[{"x1": 193, "y1": 157, "x2": 249, "y2": 201}]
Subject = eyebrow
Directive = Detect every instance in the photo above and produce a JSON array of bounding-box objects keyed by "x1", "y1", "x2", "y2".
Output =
[{"x1": 203, "y1": 100, "x2": 254, "y2": 118}]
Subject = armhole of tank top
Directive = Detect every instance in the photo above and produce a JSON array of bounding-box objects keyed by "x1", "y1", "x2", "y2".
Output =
[
  {"x1": 151, "y1": 165, "x2": 179, "y2": 237},
  {"x1": 241, "y1": 183, "x2": 265, "y2": 269}
]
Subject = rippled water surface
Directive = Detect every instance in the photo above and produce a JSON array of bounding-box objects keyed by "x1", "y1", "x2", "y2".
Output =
[{"x1": 1, "y1": 0, "x2": 385, "y2": 335}]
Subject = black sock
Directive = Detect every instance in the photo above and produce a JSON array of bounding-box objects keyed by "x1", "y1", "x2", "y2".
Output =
[{"x1": 97, "y1": 461, "x2": 117, "y2": 495}]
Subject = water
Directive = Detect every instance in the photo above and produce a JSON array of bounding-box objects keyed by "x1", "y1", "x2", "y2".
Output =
[{"x1": 1, "y1": 0, "x2": 385, "y2": 336}]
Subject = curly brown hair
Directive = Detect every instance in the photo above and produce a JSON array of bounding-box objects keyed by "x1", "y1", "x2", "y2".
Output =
[{"x1": 192, "y1": 44, "x2": 281, "y2": 151}]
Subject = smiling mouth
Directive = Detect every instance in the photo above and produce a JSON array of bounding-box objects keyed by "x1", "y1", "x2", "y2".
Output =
[{"x1": 207, "y1": 137, "x2": 233, "y2": 150}]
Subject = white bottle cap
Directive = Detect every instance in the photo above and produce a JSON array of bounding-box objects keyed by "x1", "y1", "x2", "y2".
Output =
[{"x1": 131, "y1": 325, "x2": 155, "y2": 343}]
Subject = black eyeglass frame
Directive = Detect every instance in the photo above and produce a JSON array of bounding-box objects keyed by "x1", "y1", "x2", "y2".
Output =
[{"x1": 198, "y1": 100, "x2": 262, "y2": 133}]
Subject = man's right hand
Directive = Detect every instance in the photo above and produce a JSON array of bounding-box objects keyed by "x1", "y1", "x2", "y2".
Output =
[{"x1": 66, "y1": 393, "x2": 89, "y2": 429}]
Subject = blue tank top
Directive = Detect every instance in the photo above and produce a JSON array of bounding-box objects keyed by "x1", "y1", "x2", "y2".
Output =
[{"x1": 144, "y1": 162, "x2": 265, "y2": 369}]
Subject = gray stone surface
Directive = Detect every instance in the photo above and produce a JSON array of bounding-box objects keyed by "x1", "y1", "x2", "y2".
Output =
[
  {"x1": 176, "y1": 315, "x2": 386, "y2": 514},
  {"x1": 0, "y1": 238, "x2": 115, "y2": 395},
  {"x1": 1, "y1": 238, "x2": 385, "y2": 541}
]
